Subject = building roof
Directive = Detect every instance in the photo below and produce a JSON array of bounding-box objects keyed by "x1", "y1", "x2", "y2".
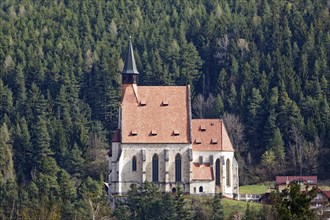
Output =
[
  {"x1": 112, "y1": 129, "x2": 121, "y2": 142},
  {"x1": 323, "y1": 191, "x2": 330, "y2": 199},
  {"x1": 192, "y1": 163, "x2": 213, "y2": 180},
  {"x1": 276, "y1": 176, "x2": 318, "y2": 185},
  {"x1": 192, "y1": 119, "x2": 234, "y2": 151},
  {"x1": 122, "y1": 39, "x2": 139, "y2": 75},
  {"x1": 121, "y1": 85, "x2": 190, "y2": 143}
]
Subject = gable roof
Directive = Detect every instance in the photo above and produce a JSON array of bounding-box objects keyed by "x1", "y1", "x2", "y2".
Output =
[
  {"x1": 192, "y1": 119, "x2": 234, "y2": 151},
  {"x1": 192, "y1": 163, "x2": 213, "y2": 180},
  {"x1": 121, "y1": 85, "x2": 191, "y2": 143},
  {"x1": 323, "y1": 191, "x2": 330, "y2": 199},
  {"x1": 276, "y1": 176, "x2": 318, "y2": 185}
]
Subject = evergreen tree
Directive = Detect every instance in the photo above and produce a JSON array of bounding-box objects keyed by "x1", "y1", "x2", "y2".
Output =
[
  {"x1": 0, "y1": 123, "x2": 15, "y2": 183},
  {"x1": 211, "y1": 193, "x2": 224, "y2": 220},
  {"x1": 271, "y1": 182, "x2": 317, "y2": 220}
]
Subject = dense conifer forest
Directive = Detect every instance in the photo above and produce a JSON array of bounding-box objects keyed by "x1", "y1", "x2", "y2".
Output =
[{"x1": 0, "y1": 0, "x2": 329, "y2": 218}]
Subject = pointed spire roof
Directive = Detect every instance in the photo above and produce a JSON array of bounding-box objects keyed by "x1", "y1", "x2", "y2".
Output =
[{"x1": 122, "y1": 37, "x2": 139, "y2": 75}]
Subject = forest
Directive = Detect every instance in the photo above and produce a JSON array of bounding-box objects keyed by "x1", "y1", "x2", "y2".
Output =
[{"x1": 0, "y1": 0, "x2": 329, "y2": 219}]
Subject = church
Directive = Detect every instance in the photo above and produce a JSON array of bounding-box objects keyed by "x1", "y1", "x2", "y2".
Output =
[{"x1": 108, "y1": 40, "x2": 239, "y2": 200}]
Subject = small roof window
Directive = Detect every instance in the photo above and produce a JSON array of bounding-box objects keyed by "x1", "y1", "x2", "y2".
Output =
[
  {"x1": 173, "y1": 130, "x2": 180, "y2": 135},
  {"x1": 140, "y1": 99, "x2": 147, "y2": 106},
  {"x1": 195, "y1": 138, "x2": 201, "y2": 144},
  {"x1": 162, "y1": 101, "x2": 169, "y2": 106},
  {"x1": 200, "y1": 125, "x2": 206, "y2": 131},
  {"x1": 131, "y1": 130, "x2": 138, "y2": 136},
  {"x1": 151, "y1": 130, "x2": 157, "y2": 136},
  {"x1": 211, "y1": 138, "x2": 218, "y2": 144}
]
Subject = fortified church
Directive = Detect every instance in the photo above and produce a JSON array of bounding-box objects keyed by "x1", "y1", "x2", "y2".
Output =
[{"x1": 108, "y1": 40, "x2": 239, "y2": 200}]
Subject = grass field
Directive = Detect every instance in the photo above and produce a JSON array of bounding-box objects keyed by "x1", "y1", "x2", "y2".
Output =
[
  {"x1": 239, "y1": 182, "x2": 274, "y2": 194},
  {"x1": 188, "y1": 196, "x2": 265, "y2": 220},
  {"x1": 222, "y1": 198, "x2": 264, "y2": 219}
]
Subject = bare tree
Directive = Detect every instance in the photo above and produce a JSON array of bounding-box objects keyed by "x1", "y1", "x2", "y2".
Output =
[
  {"x1": 223, "y1": 113, "x2": 247, "y2": 153},
  {"x1": 192, "y1": 94, "x2": 205, "y2": 118},
  {"x1": 214, "y1": 34, "x2": 229, "y2": 64},
  {"x1": 289, "y1": 126, "x2": 304, "y2": 175},
  {"x1": 303, "y1": 137, "x2": 321, "y2": 175},
  {"x1": 192, "y1": 94, "x2": 219, "y2": 118}
]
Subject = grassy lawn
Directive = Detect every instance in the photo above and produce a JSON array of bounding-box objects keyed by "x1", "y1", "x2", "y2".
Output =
[
  {"x1": 239, "y1": 182, "x2": 274, "y2": 194},
  {"x1": 188, "y1": 196, "x2": 265, "y2": 220},
  {"x1": 222, "y1": 198, "x2": 264, "y2": 219}
]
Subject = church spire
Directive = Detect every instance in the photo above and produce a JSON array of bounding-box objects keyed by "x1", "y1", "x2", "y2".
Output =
[{"x1": 122, "y1": 37, "x2": 139, "y2": 84}]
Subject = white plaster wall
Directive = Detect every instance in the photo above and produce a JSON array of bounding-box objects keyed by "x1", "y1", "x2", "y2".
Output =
[
  {"x1": 191, "y1": 150, "x2": 236, "y2": 197},
  {"x1": 109, "y1": 142, "x2": 120, "y2": 195},
  {"x1": 109, "y1": 143, "x2": 238, "y2": 198},
  {"x1": 221, "y1": 151, "x2": 236, "y2": 198},
  {"x1": 113, "y1": 143, "x2": 191, "y2": 195},
  {"x1": 190, "y1": 181, "x2": 215, "y2": 194},
  {"x1": 192, "y1": 151, "x2": 222, "y2": 164}
]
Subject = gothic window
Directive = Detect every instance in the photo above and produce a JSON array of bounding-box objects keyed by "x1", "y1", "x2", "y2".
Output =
[
  {"x1": 108, "y1": 147, "x2": 112, "y2": 157},
  {"x1": 152, "y1": 154, "x2": 159, "y2": 182},
  {"x1": 215, "y1": 159, "x2": 220, "y2": 186},
  {"x1": 132, "y1": 156, "x2": 137, "y2": 171},
  {"x1": 226, "y1": 159, "x2": 231, "y2": 187},
  {"x1": 175, "y1": 154, "x2": 182, "y2": 182}
]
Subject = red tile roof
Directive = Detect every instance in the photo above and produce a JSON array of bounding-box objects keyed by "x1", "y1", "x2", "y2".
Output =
[
  {"x1": 192, "y1": 163, "x2": 213, "y2": 180},
  {"x1": 121, "y1": 85, "x2": 190, "y2": 143},
  {"x1": 192, "y1": 119, "x2": 234, "y2": 151},
  {"x1": 323, "y1": 191, "x2": 330, "y2": 199},
  {"x1": 276, "y1": 176, "x2": 318, "y2": 185},
  {"x1": 112, "y1": 129, "x2": 121, "y2": 142}
]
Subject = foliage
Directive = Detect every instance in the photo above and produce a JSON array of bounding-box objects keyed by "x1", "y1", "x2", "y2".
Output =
[
  {"x1": 211, "y1": 193, "x2": 224, "y2": 220},
  {"x1": 113, "y1": 182, "x2": 190, "y2": 220},
  {"x1": 0, "y1": 0, "x2": 329, "y2": 217},
  {"x1": 271, "y1": 182, "x2": 317, "y2": 220}
]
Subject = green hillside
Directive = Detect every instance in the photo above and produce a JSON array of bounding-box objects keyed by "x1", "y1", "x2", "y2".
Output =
[{"x1": 0, "y1": 0, "x2": 329, "y2": 218}]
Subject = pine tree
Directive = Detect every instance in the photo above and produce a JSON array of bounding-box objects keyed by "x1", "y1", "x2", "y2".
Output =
[
  {"x1": 0, "y1": 123, "x2": 15, "y2": 183},
  {"x1": 271, "y1": 128, "x2": 285, "y2": 174},
  {"x1": 13, "y1": 117, "x2": 32, "y2": 183},
  {"x1": 211, "y1": 193, "x2": 224, "y2": 220},
  {"x1": 271, "y1": 182, "x2": 317, "y2": 220}
]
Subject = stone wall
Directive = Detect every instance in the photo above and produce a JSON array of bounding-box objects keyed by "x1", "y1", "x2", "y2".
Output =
[
  {"x1": 109, "y1": 143, "x2": 238, "y2": 198},
  {"x1": 111, "y1": 143, "x2": 191, "y2": 194}
]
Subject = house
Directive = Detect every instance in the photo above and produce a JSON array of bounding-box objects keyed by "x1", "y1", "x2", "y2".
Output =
[
  {"x1": 275, "y1": 176, "x2": 330, "y2": 212},
  {"x1": 313, "y1": 188, "x2": 330, "y2": 209},
  {"x1": 108, "y1": 40, "x2": 239, "y2": 201},
  {"x1": 276, "y1": 176, "x2": 317, "y2": 192}
]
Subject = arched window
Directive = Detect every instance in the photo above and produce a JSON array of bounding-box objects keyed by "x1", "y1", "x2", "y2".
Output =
[
  {"x1": 199, "y1": 186, "x2": 203, "y2": 192},
  {"x1": 215, "y1": 159, "x2": 220, "y2": 186},
  {"x1": 226, "y1": 159, "x2": 231, "y2": 186},
  {"x1": 175, "y1": 154, "x2": 182, "y2": 182},
  {"x1": 132, "y1": 156, "x2": 137, "y2": 171},
  {"x1": 152, "y1": 154, "x2": 159, "y2": 182}
]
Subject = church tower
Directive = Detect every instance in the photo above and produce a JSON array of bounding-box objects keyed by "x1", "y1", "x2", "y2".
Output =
[{"x1": 122, "y1": 38, "x2": 139, "y2": 84}]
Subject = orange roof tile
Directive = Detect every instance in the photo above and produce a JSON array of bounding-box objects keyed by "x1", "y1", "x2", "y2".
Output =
[
  {"x1": 192, "y1": 119, "x2": 234, "y2": 151},
  {"x1": 192, "y1": 163, "x2": 213, "y2": 180},
  {"x1": 121, "y1": 85, "x2": 190, "y2": 143}
]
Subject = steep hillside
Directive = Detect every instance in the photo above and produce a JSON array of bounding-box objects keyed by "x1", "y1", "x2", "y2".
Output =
[{"x1": 0, "y1": 0, "x2": 329, "y2": 218}]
